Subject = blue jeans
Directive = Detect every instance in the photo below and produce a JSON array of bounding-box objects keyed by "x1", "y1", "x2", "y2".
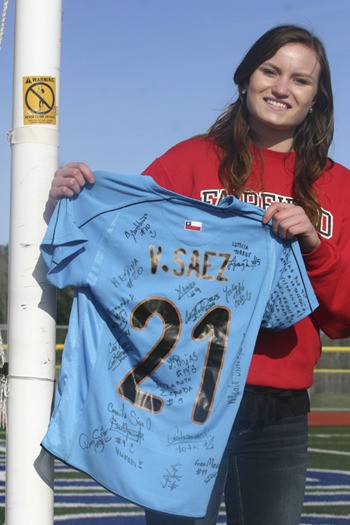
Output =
[{"x1": 145, "y1": 391, "x2": 309, "y2": 525}]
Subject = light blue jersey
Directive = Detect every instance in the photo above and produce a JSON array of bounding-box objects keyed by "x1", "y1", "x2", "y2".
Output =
[{"x1": 41, "y1": 172, "x2": 318, "y2": 517}]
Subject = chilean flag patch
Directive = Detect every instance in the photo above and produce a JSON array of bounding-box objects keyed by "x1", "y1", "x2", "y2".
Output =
[{"x1": 185, "y1": 220, "x2": 202, "y2": 231}]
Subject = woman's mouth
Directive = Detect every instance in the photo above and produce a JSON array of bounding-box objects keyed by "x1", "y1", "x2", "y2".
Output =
[{"x1": 264, "y1": 98, "x2": 290, "y2": 109}]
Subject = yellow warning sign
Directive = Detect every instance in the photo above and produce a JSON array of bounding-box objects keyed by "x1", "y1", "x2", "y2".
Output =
[{"x1": 23, "y1": 76, "x2": 56, "y2": 125}]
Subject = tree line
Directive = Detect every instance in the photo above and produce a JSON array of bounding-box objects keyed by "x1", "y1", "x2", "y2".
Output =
[{"x1": 0, "y1": 245, "x2": 74, "y2": 327}]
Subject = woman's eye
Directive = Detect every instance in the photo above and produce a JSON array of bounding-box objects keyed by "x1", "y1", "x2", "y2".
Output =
[{"x1": 262, "y1": 68, "x2": 276, "y2": 76}]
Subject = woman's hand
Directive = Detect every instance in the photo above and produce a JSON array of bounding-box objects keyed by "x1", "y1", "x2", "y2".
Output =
[
  {"x1": 262, "y1": 202, "x2": 320, "y2": 254},
  {"x1": 49, "y1": 162, "x2": 95, "y2": 204},
  {"x1": 44, "y1": 162, "x2": 95, "y2": 222}
]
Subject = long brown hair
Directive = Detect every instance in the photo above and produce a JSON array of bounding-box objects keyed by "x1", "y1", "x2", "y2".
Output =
[{"x1": 206, "y1": 24, "x2": 334, "y2": 229}]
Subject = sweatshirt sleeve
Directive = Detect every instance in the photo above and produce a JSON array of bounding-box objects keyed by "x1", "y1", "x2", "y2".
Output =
[{"x1": 303, "y1": 227, "x2": 350, "y2": 340}]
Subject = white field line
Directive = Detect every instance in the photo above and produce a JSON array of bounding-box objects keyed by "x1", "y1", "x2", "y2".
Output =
[
  {"x1": 53, "y1": 508, "x2": 227, "y2": 520},
  {"x1": 54, "y1": 511, "x2": 144, "y2": 519},
  {"x1": 305, "y1": 491, "x2": 350, "y2": 495},
  {"x1": 306, "y1": 485, "x2": 350, "y2": 489},
  {"x1": 302, "y1": 513, "x2": 350, "y2": 518},
  {"x1": 308, "y1": 468, "x2": 350, "y2": 475},
  {"x1": 308, "y1": 448, "x2": 350, "y2": 457},
  {"x1": 303, "y1": 502, "x2": 350, "y2": 506},
  {"x1": 54, "y1": 492, "x2": 138, "y2": 499},
  {"x1": 312, "y1": 434, "x2": 350, "y2": 438},
  {"x1": 54, "y1": 503, "x2": 138, "y2": 508},
  {"x1": 54, "y1": 487, "x2": 107, "y2": 492}
]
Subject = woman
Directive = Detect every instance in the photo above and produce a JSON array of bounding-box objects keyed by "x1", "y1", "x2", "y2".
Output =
[{"x1": 48, "y1": 25, "x2": 350, "y2": 525}]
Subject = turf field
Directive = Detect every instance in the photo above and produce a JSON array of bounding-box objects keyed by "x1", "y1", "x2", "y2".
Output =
[{"x1": 0, "y1": 425, "x2": 349, "y2": 524}]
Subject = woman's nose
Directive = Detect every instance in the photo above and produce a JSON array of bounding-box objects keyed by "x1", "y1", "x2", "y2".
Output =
[{"x1": 271, "y1": 77, "x2": 290, "y2": 97}]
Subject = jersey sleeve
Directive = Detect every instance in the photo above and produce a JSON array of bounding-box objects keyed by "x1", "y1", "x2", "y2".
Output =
[
  {"x1": 41, "y1": 198, "x2": 90, "y2": 288},
  {"x1": 42, "y1": 172, "x2": 153, "y2": 288},
  {"x1": 41, "y1": 193, "x2": 119, "y2": 289},
  {"x1": 261, "y1": 239, "x2": 318, "y2": 330}
]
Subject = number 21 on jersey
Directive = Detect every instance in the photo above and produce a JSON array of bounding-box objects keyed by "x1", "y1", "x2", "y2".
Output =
[{"x1": 117, "y1": 297, "x2": 231, "y2": 424}]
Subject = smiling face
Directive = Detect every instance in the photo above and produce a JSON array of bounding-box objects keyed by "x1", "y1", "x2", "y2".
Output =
[{"x1": 245, "y1": 43, "x2": 321, "y2": 151}]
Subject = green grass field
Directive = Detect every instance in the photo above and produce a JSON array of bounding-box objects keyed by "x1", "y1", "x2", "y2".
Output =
[{"x1": 304, "y1": 425, "x2": 350, "y2": 521}]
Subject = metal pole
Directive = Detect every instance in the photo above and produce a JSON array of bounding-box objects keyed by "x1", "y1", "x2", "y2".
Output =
[{"x1": 5, "y1": 1, "x2": 62, "y2": 523}]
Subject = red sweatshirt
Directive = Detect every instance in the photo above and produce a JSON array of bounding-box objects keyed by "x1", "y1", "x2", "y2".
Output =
[{"x1": 142, "y1": 137, "x2": 350, "y2": 389}]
